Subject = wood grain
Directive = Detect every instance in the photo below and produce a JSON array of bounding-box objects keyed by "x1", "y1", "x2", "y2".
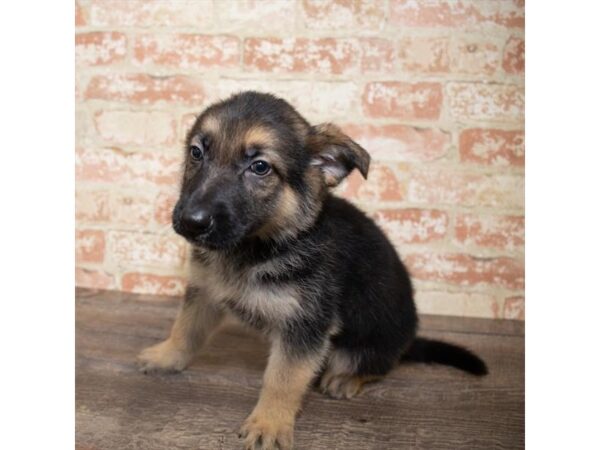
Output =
[{"x1": 76, "y1": 288, "x2": 524, "y2": 450}]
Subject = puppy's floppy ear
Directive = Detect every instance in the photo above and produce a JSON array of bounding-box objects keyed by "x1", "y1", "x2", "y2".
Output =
[{"x1": 307, "y1": 123, "x2": 371, "y2": 187}]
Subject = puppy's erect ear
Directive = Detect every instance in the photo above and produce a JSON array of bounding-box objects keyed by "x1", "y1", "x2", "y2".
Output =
[{"x1": 307, "y1": 123, "x2": 371, "y2": 187}]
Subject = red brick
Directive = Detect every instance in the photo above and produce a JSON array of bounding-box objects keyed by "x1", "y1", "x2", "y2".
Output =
[
  {"x1": 244, "y1": 38, "x2": 358, "y2": 75},
  {"x1": 405, "y1": 253, "x2": 524, "y2": 289},
  {"x1": 374, "y1": 209, "x2": 448, "y2": 244},
  {"x1": 107, "y1": 231, "x2": 186, "y2": 268},
  {"x1": 449, "y1": 36, "x2": 500, "y2": 75},
  {"x1": 217, "y1": 79, "x2": 358, "y2": 118},
  {"x1": 75, "y1": 80, "x2": 82, "y2": 103},
  {"x1": 75, "y1": 1, "x2": 86, "y2": 27},
  {"x1": 93, "y1": 110, "x2": 177, "y2": 147},
  {"x1": 447, "y1": 82, "x2": 524, "y2": 122},
  {"x1": 76, "y1": 148, "x2": 126, "y2": 183},
  {"x1": 110, "y1": 191, "x2": 155, "y2": 226},
  {"x1": 75, "y1": 32, "x2": 127, "y2": 66},
  {"x1": 460, "y1": 129, "x2": 524, "y2": 166},
  {"x1": 85, "y1": 74, "x2": 205, "y2": 105},
  {"x1": 338, "y1": 163, "x2": 404, "y2": 202},
  {"x1": 363, "y1": 82, "x2": 443, "y2": 120},
  {"x1": 75, "y1": 267, "x2": 116, "y2": 290},
  {"x1": 415, "y1": 291, "x2": 500, "y2": 319},
  {"x1": 455, "y1": 214, "x2": 524, "y2": 250},
  {"x1": 397, "y1": 35, "x2": 500, "y2": 76},
  {"x1": 155, "y1": 192, "x2": 177, "y2": 225},
  {"x1": 75, "y1": 106, "x2": 91, "y2": 139},
  {"x1": 503, "y1": 36, "x2": 525, "y2": 74},
  {"x1": 390, "y1": 0, "x2": 524, "y2": 29},
  {"x1": 341, "y1": 124, "x2": 450, "y2": 162},
  {"x1": 181, "y1": 113, "x2": 198, "y2": 131},
  {"x1": 76, "y1": 148, "x2": 181, "y2": 187},
  {"x1": 408, "y1": 169, "x2": 524, "y2": 209},
  {"x1": 360, "y1": 38, "x2": 395, "y2": 74},
  {"x1": 503, "y1": 296, "x2": 525, "y2": 320},
  {"x1": 216, "y1": 0, "x2": 295, "y2": 33},
  {"x1": 122, "y1": 273, "x2": 186, "y2": 296},
  {"x1": 75, "y1": 230, "x2": 105, "y2": 264},
  {"x1": 76, "y1": 189, "x2": 110, "y2": 222},
  {"x1": 89, "y1": 0, "x2": 214, "y2": 28},
  {"x1": 133, "y1": 34, "x2": 240, "y2": 69},
  {"x1": 301, "y1": 0, "x2": 386, "y2": 31},
  {"x1": 397, "y1": 37, "x2": 449, "y2": 73}
]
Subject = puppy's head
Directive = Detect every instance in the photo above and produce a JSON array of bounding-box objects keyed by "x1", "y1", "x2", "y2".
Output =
[{"x1": 172, "y1": 91, "x2": 370, "y2": 249}]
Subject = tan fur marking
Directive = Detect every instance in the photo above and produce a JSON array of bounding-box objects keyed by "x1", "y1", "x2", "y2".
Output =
[
  {"x1": 137, "y1": 287, "x2": 224, "y2": 373},
  {"x1": 244, "y1": 125, "x2": 287, "y2": 171},
  {"x1": 244, "y1": 125, "x2": 277, "y2": 149},
  {"x1": 189, "y1": 254, "x2": 302, "y2": 325},
  {"x1": 189, "y1": 134, "x2": 203, "y2": 148},
  {"x1": 306, "y1": 165, "x2": 328, "y2": 201},
  {"x1": 326, "y1": 349, "x2": 356, "y2": 376},
  {"x1": 278, "y1": 185, "x2": 300, "y2": 222},
  {"x1": 320, "y1": 373, "x2": 382, "y2": 399},
  {"x1": 318, "y1": 349, "x2": 379, "y2": 399},
  {"x1": 319, "y1": 349, "x2": 382, "y2": 399},
  {"x1": 254, "y1": 185, "x2": 301, "y2": 240},
  {"x1": 260, "y1": 148, "x2": 286, "y2": 170},
  {"x1": 240, "y1": 337, "x2": 326, "y2": 450},
  {"x1": 201, "y1": 115, "x2": 221, "y2": 135}
]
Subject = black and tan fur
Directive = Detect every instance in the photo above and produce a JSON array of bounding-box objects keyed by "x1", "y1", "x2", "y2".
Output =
[{"x1": 137, "y1": 92, "x2": 487, "y2": 450}]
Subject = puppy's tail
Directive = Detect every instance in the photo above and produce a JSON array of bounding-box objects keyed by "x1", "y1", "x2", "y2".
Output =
[{"x1": 402, "y1": 337, "x2": 488, "y2": 376}]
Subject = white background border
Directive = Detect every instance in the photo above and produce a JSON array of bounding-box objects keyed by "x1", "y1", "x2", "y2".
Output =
[
  {"x1": 0, "y1": 2, "x2": 73, "y2": 448},
  {"x1": 527, "y1": 1, "x2": 600, "y2": 448},
  {"x1": 1, "y1": 1, "x2": 600, "y2": 448}
]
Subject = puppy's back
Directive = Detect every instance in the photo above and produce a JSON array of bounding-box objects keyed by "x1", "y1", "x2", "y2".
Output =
[{"x1": 316, "y1": 195, "x2": 418, "y2": 348}]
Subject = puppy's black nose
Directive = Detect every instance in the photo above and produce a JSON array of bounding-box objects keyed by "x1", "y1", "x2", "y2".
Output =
[{"x1": 182, "y1": 209, "x2": 214, "y2": 236}]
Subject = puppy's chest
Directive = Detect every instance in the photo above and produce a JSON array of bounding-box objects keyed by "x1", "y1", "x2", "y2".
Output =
[{"x1": 189, "y1": 257, "x2": 301, "y2": 328}]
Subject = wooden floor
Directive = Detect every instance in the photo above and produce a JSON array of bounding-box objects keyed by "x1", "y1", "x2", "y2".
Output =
[{"x1": 76, "y1": 288, "x2": 524, "y2": 450}]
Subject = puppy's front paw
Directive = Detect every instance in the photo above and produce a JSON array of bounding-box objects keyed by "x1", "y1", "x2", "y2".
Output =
[
  {"x1": 137, "y1": 339, "x2": 190, "y2": 374},
  {"x1": 239, "y1": 411, "x2": 294, "y2": 450}
]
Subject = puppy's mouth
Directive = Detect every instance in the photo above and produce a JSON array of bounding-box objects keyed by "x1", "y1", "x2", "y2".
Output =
[
  {"x1": 187, "y1": 233, "x2": 231, "y2": 250},
  {"x1": 173, "y1": 219, "x2": 247, "y2": 251}
]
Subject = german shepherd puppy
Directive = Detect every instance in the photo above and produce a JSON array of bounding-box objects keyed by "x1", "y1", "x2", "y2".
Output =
[{"x1": 138, "y1": 91, "x2": 487, "y2": 450}]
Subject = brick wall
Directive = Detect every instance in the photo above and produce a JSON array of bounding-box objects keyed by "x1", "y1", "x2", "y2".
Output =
[{"x1": 75, "y1": 0, "x2": 525, "y2": 320}]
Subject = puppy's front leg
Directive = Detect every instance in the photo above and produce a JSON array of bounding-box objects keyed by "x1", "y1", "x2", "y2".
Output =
[
  {"x1": 137, "y1": 286, "x2": 223, "y2": 373},
  {"x1": 240, "y1": 336, "x2": 326, "y2": 450}
]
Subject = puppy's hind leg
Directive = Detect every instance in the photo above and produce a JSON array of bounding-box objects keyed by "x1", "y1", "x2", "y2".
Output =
[
  {"x1": 319, "y1": 349, "x2": 386, "y2": 399},
  {"x1": 137, "y1": 286, "x2": 223, "y2": 373}
]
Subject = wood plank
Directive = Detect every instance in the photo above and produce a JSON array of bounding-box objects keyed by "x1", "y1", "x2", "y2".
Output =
[
  {"x1": 76, "y1": 288, "x2": 524, "y2": 450},
  {"x1": 419, "y1": 314, "x2": 524, "y2": 337},
  {"x1": 76, "y1": 287, "x2": 524, "y2": 336}
]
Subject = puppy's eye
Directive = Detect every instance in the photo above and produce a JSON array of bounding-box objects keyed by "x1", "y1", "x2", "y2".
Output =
[
  {"x1": 189, "y1": 145, "x2": 203, "y2": 161},
  {"x1": 249, "y1": 160, "x2": 271, "y2": 176}
]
